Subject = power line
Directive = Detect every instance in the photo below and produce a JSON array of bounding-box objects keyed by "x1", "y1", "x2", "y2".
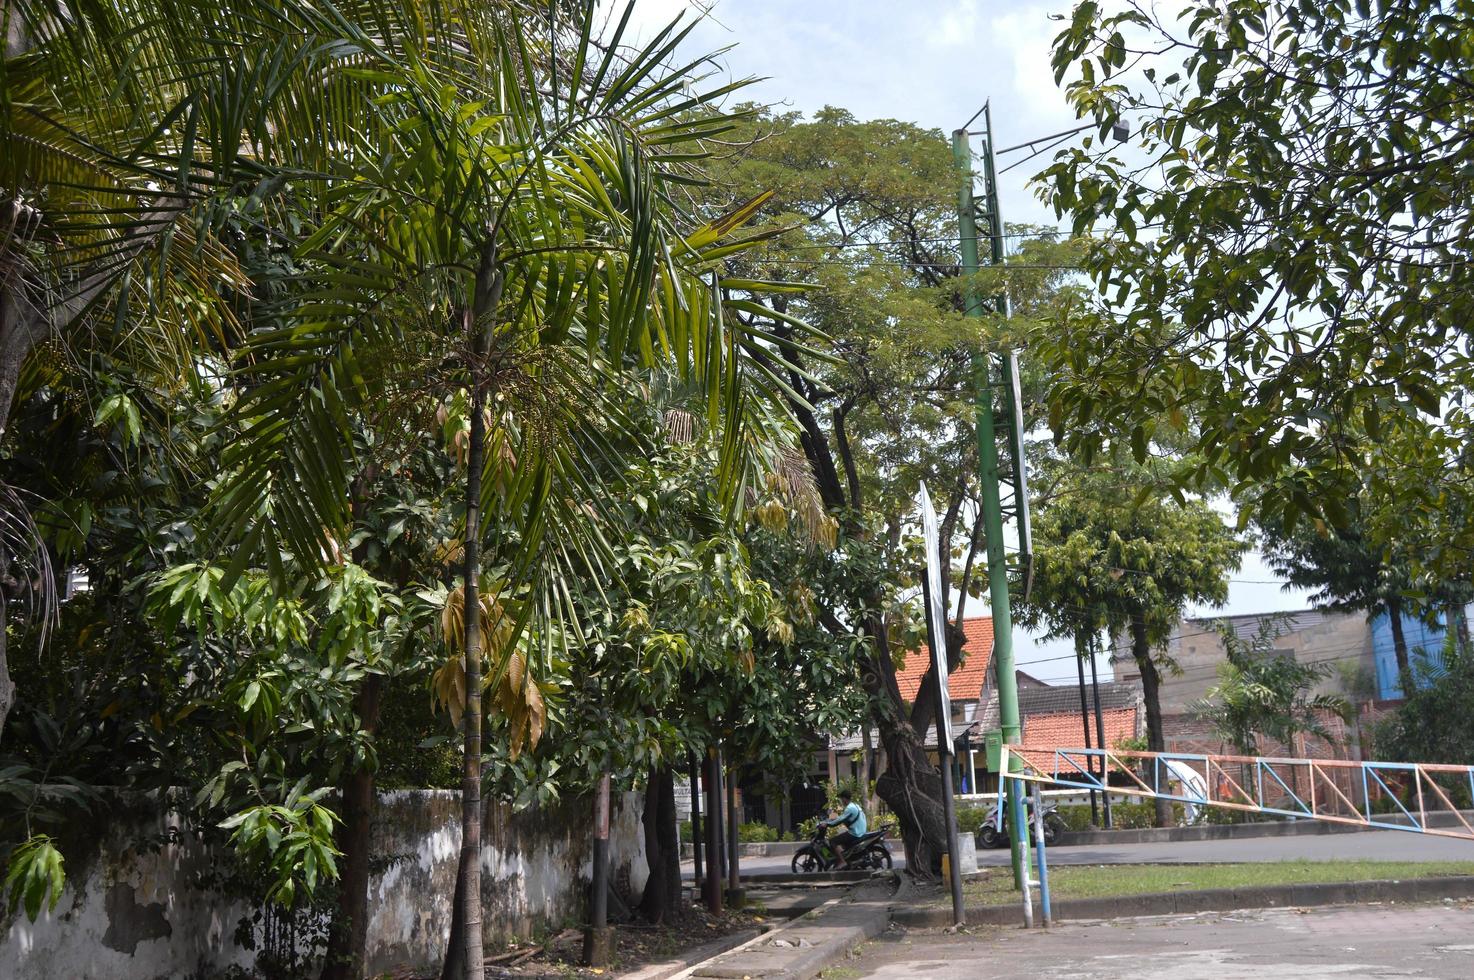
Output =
[
  {"x1": 1014, "y1": 636, "x2": 1408, "y2": 680},
  {"x1": 763, "y1": 229, "x2": 1097, "y2": 250},
  {"x1": 738, "y1": 257, "x2": 1087, "y2": 271}
]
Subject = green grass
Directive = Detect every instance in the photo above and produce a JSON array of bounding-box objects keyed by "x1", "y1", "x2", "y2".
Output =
[
  {"x1": 947, "y1": 860, "x2": 1474, "y2": 907},
  {"x1": 818, "y1": 968, "x2": 862, "y2": 980}
]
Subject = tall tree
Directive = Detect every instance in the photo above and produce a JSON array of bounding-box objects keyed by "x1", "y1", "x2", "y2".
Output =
[
  {"x1": 1022, "y1": 457, "x2": 1245, "y2": 826},
  {"x1": 195, "y1": 9, "x2": 816, "y2": 975},
  {"x1": 702, "y1": 105, "x2": 1086, "y2": 870},
  {"x1": 1, "y1": 0, "x2": 258, "y2": 743}
]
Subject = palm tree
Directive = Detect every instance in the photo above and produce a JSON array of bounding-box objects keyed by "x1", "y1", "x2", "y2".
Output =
[
  {"x1": 7, "y1": 3, "x2": 816, "y2": 974},
  {"x1": 193, "y1": 6, "x2": 812, "y2": 977},
  {"x1": 2, "y1": 0, "x2": 266, "y2": 743}
]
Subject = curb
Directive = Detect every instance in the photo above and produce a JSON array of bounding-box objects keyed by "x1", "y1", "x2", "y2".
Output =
[
  {"x1": 890, "y1": 874, "x2": 1474, "y2": 928},
  {"x1": 618, "y1": 927, "x2": 768, "y2": 980},
  {"x1": 737, "y1": 870, "x2": 878, "y2": 884},
  {"x1": 1055, "y1": 809, "x2": 1474, "y2": 847},
  {"x1": 683, "y1": 841, "x2": 804, "y2": 859}
]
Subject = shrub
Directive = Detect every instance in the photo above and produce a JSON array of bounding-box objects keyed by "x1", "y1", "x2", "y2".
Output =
[
  {"x1": 1050, "y1": 800, "x2": 1187, "y2": 829},
  {"x1": 1057, "y1": 804, "x2": 1093, "y2": 832},
  {"x1": 953, "y1": 804, "x2": 990, "y2": 834},
  {"x1": 678, "y1": 819, "x2": 693, "y2": 844},
  {"x1": 1198, "y1": 804, "x2": 1279, "y2": 825},
  {"x1": 737, "y1": 822, "x2": 781, "y2": 843}
]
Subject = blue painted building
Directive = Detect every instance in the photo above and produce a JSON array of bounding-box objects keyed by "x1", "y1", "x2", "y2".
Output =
[{"x1": 1371, "y1": 609, "x2": 1454, "y2": 699}]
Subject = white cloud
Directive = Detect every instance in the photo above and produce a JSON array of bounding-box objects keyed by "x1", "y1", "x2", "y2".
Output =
[{"x1": 934, "y1": 0, "x2": 983, "y2": 48}]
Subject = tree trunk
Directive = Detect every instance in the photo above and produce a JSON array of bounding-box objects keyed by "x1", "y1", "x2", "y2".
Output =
[
  {"x1": 1387, "y1": 598, "x2": 1410, "y2": 688},
  {"x1": 638, "y1": 766, "x2": 681, "y2": 925},
  {"x1": 838, "y1": 606, "x2": 950, "y2": 878},
  {"x1": 322, "y1": 672, "x2": 385, "y2": 980},
  {"x1": 701, "y1": 751, "x2": 723, "y2": 914},
  {"x1": 443, "y1": 239, "x2": 502, "y2": 980},
  {"x1": 0, "y1": 540, "x2": 13, "y2": 747},
  {"x1": 873, "y1": 724, "x2": 948, "y2": 877},
  {"x1": 1131, "y1": 619, "x2": 1173, "y2": 828}
]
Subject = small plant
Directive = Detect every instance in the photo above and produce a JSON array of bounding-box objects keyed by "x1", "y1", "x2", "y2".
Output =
[
  {"x1": 220, "y1": 780, "x2": 342, "y2": 906},
  {"x1": 3, "y1": 835, "x2": 65, "y2": 920}
]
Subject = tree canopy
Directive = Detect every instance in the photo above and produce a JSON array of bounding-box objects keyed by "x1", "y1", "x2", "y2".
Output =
[{"x1": 1040, "y1": 0, "x2": 1474, "y2": 575}]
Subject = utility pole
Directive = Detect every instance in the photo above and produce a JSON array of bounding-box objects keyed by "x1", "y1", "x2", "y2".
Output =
[
  {"x1": 952, "y1": 103, "x2": 1028, "y2": 888},
  {"x1": 688, "y1": 752, "x2": 704, "y2": 894},
  {"x1": 1074, "y1": 636, "x2": 1099, "y2": 826},
  {"x1": 1090, "y1": 636, "x2": 1113, "y2": 828}
]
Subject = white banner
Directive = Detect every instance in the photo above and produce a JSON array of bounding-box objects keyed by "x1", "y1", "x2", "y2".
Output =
[{"x1": 919, "y1": 482, "x2": 954, "y2": 749}]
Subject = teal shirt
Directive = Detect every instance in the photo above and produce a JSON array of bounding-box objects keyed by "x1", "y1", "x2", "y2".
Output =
[{"x1": 827, "y1": 802, "x2": 867, "y2": 837}]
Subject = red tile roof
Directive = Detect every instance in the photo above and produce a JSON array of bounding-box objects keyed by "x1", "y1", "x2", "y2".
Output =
[
  {"x1": 1023, "y1": 707, "x2": 1138, "y2": 754},
  {"x1": 895, "y1": 617, "x2": 994, "y2": 702}
]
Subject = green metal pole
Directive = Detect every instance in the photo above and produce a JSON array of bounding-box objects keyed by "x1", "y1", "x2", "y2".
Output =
[{"x1": 952, "y1": 115, "x2": 1027, "y2": 888}]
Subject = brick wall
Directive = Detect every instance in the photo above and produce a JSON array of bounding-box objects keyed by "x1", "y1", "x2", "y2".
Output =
[{"x1": 1157, "y1": 703, "x2": 1398, "y2": 813}]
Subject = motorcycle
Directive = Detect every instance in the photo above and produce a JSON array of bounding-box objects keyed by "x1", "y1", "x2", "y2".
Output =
[
  {"x1": 977, "y1": 798, "x2": 1065, "y2": 849},
  {"x1": 790, "y1": 826, "x2": 893, "y2": 873}
]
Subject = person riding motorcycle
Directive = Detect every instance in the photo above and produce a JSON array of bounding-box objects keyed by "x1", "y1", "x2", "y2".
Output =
[{"x1": 821, "y1": 789, "x2": 867, "y2": 868}]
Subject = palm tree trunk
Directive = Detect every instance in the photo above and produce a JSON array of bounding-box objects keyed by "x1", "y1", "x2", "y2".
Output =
[
  {"x1": 450, "y1": 384, "x2": 487, "y2": 980},
  {"x1": 443, "y1": 238, "x2": 502, "y2": 980}
]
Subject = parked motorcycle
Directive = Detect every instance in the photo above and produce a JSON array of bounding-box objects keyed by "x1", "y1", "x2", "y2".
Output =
[
  {"x1": 977, "y1": 798, "x2": 1065, "y2": 849},
  {"x1": 790, "y1": 827, "x2": 893, "y2": 873}
]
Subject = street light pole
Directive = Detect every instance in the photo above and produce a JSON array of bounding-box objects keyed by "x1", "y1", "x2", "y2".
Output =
[{"x1": 952, "y1": 107, "x2": 1028, "y2": 889}]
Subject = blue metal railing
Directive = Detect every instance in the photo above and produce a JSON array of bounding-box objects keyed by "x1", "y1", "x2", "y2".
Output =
[{"x1": 998, "y1": 745, "x2": 1474, "y2": 841}]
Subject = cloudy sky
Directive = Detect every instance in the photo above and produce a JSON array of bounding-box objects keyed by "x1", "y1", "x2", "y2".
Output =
[
  {"x1": 617, "y1": 1, "x2": 1316, "y2": 681},
  {"x1": 619, "y1": 0, "x2": 1074, "y2": 225}
]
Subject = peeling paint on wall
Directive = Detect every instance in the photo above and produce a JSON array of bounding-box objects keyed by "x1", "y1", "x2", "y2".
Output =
[{"x1": 0, "y1": 790, "x2": 647, "y2": 979}]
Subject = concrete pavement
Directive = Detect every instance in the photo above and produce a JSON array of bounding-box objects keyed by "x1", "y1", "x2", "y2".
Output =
[
  {"x1": 849, "y1": 902, "x2": 1474, "y2": 979},
  {"x1": 971, "y1": 829, "x2": 1474, "y2": 866}
]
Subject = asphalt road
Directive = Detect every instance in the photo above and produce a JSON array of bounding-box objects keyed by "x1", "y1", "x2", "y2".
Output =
[
  {"x1": 684, "y1": 829, "x2": 1474, "y2": 878},
  {"x1": 975, "y1": 829, "x2": 1474, "y2": 867},
  {"x1": 849, "y1": 902, "x2": 1474, "y2": 978}
]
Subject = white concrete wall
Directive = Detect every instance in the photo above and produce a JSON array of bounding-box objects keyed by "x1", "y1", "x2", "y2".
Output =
[{"x1": 1, "y1": 789, "x2": 647, "y2": 979}]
